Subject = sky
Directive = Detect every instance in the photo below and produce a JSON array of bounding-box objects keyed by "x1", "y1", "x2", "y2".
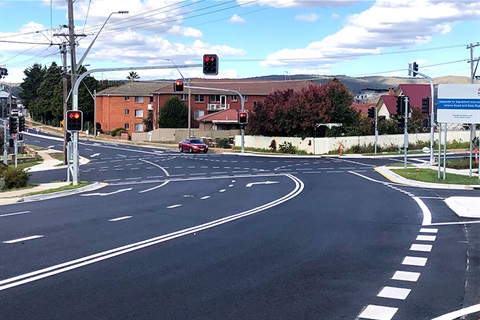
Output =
[{"x1": 0, "y1": 0, "x2": 479, "y2": 83}]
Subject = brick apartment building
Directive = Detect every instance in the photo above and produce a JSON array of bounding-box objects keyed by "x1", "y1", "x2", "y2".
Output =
[{"x1": 95, "y1": 78, "x2": 313, "y2": 136}]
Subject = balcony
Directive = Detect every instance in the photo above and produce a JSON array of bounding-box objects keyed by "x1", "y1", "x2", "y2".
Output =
[{"x1": 207, "y1": 103, "x2": 229, "y2": 111}]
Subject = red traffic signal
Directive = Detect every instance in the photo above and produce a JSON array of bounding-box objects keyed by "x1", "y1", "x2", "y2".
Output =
[
  {"x1": 174, "y1": 79, "x2": 184, "y2": 92},
  {"x1": 203, "y1": 54, "x2": 219, "y2": 75},
  {"x1": 238, "y1": 111, "x2": 248, "y2": 124},
  {"x1": 66, "y1": 110, "x2": 83, "y2": 131}
]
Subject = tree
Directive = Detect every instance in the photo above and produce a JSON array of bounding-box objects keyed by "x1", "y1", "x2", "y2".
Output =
[
  {"x1": 249, "y1": 81, "x2": 358, "y2": 138},
  {"x1": 19, "y1": 63, "x2": 45, "y2": 109},
  {"x1": 77, "y1": 66, "x2": 99, "y2": 125},
  {"x1": 158, "y1": 97, "x2": 188, "y2": 128},
  {"x1": 143, "y1": 110, "x2": 154, "y2": 132},
  {"x1": 126, "y1": 71, "x2": 140, "y2": 81},
  {"x1": 29, "y1": 62, "x2": 62, "y2": 124}
]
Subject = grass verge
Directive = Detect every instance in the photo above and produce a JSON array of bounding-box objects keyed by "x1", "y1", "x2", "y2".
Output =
[{"x1": 392, "y1": 168, "x2": 480, "y2": 185}]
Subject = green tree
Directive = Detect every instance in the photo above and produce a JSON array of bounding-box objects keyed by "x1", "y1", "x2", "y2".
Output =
[
  {"x1": 19, "y1": 63, "x2": 45, "y2": 110},
  {"x1": 143, "y1": 110, "x2": 154, "y2": 132},
  {"x1": 158, "y1": 97, "x2": 188, "y2": 128},
  {"x1": 33, "y1": 62, "x2": 63, "y2": 124},
  {"x1": 77, "y1": 66, "x2": 99, "y2": 124}
]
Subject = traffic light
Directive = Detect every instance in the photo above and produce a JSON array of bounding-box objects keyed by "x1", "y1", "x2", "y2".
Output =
[
  {"x1": 18, "y1": 116, "x2": 25, "y2": 132},
  {"x1": 0, "y1": 67, "x2": 7, "y2": 78},
  {"x1": 412, "y1": 62, "x2": 418, "y2": 77},
  {"x1": 367, "y1": 107, "x2": 375, "y2": 118},
  {"x1": 66, "y1": 131, "x2": 72, "y2": 142},
  {"x1": 66, "y1": 110, "x2": 83, "y2": 131},
  {"x1": 174, "y1": 79, "x2": 184, "y2": 92},
  {"x1": 396, "y1": 96, "x2": 405, "y2": 115},
  {"x1": 422, "y1": 97, "x2": 429, "y2": 114},
  {"x1": 203, "y1": 54, "x2": 219, "y2": 75},
  {"x1": 9, "y1": 116, "x2": 17, "y2": 134},
  {"x1": 18, "y1": 133, "x2": 23, "y2": 141},
  {"x1": 238, "y1": 111, "x2": 248, "y2": 124},
  {"x1": 397, "y1": 118, "x2": 405, "y2": 128}
]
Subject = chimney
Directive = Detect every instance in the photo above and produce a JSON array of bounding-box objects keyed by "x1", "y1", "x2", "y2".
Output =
[{"x1": 388, "y1": 87, "x2": 395, "y2": 95}]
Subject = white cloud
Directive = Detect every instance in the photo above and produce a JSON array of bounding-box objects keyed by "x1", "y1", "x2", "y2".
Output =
[
  {"x1": 261, "y1": 0, "x2": 480, "y2": 70},
  {"x1": 236, "y1": 0, "x2": 359, "y2": 8},
  {"x1": 295, "y1": 13, "x2": 320, "y2": 22},
  {"x1": 229, "y1": 14, "x2": 246, "y2": 23}
]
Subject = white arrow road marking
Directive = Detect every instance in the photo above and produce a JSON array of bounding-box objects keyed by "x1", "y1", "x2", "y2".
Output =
[
  {"x1": 3, "y1": 235, "x2": 44, "y2": 244},
  {"x1": 81, "y1": 188, "x2": 132, "y2": 197},
  {"x1": 246, "y1": 181, "x2": 279, "y2": 188},
  {"x1": 91, "y1": 153, "x2": 100, "y2": 157}
]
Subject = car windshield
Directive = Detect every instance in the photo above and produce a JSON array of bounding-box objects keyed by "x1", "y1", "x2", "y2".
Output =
[{"x1": 190, "y1": 139, "x2": 203, "y2": 144}]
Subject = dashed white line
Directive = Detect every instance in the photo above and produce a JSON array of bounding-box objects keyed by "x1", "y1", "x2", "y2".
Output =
[
  {"x1": 402, "y1": 256, "x2": 428, "y2": 267},
  {"x1": 109, "y1": 216, "x2": 132, "y2": 222},
  {"x1": 219, "y1": 189, "x2": 227, "y2": 193},
  {"x1": 200, "y1": 196, "x2": 210, "y2": 200},
  {"x1": 3, "y1": 235, "x2": 44, "y2": 244},
  {"x1": 167, "y1": 204, "x2": 181, "y2": 209},
  {"x1": 0, "y1": 211, "x2": 31, "y2": 218},
  {"x1": 420, "y1": 228, "x2": 438, "y2": 233},
  {"x1": 410, "y1": 244, "x2": 433, "y2": 252},
  {"x1": 358, "y1": 305, "x2": 398, "y2": 320},
  {"x1": 377, "y1": 286, "x2": 411, "y2": 300},
  {"x1": 392, "y1": 271, "x2": 421, "y2": 282},
  {"x1": 416, "y1": 235, "x2": 436, "y2": 241}
]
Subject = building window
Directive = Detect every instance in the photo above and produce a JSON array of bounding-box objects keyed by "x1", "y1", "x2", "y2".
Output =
[
  {"x1": 194, "y1": 95, "x2": 205, "y2": 102},
  {"x1": 194, "y1": 110, "x2": 205, "y2": 118},
  {"x1": 124, "y1": 123, "x2": 130, "y2": 130},
  {"x1": 181, "y1": 94, "x2": 187, "y2": 101},
  {"x1": 134, "y1": 109, "x2": 144, "y2": 118},
  {"x1": 125, "y1": 96, "x2": 130, "y2": 101},
  {"x1": 209, "y1": 95, "x2": 221, "y2": 102},
  {"x1": 149, "y1": 96, "x2": 154, "y2": 103},
  {"x1": 243, "y1": 95, "x2": 248, "y2": 102},
  {"x1": 134, "y1": 96, "x2": 144, "y2": 103},
  {"x1": 134, "y1": 123, "x2": 143, "y2": 131},
  {"x1": 231, "y1": 95, "x2": 237, "y2": 102},
  {"x1": 124, "y1": 109, "x2": 130, "y2": 116}
]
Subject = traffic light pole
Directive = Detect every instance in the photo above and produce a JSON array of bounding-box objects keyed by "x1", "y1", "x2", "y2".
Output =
[
  {"x1": 374, "y1": 107, "x2": 378, "y2": 155},
  {"x1": 403, "y1": 96, "x2": 409, "y2": 169},
  {"x1": 3, "y1": 120, "x2": 7, "y2": 165},
  {"x1": 72, "y1": 64, "x2": 201, "y2": 185}
]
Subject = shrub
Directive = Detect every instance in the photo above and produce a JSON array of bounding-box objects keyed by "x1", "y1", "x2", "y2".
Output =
[
  {"x1": 2, "y1": 167, "x2": 29, "y2": 190},
  {"x1": 269, "y1": 139, "x2": 277, "y2": 152},
  {"x1": 216, "y1": 138, "x2": 232, "y2": 149},
  {"x1": 278, "y1": 141, "x2": 298, "y2": 154},
  {"x1": 111, "y1": 128, "x2": 128, "y2": 137}
]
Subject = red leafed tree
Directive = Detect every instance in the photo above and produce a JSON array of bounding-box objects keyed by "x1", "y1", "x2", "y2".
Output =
[{"x1": 248, "y1": 81, "x2": 356, "y2": 137}]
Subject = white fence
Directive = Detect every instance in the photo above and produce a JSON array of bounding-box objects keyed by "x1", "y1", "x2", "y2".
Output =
[{"x1": 235, "y1": 131, "x2": 474, "y2": 155}]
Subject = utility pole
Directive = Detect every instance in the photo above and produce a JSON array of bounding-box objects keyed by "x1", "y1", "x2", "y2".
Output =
[
  {"x1": 467, "y1": 42, "x2": 480, "y2": 84},
  {"x1": 61, "y1": 42, "x2": 69, "y2": 164},
  {"x1": 68, "y1": 0, "x2": 77, "y2": 88}
]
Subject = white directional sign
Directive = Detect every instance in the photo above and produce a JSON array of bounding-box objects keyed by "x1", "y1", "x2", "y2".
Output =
[{"x1": 437, "y1": 84, "x2": 480, "y2": 124}]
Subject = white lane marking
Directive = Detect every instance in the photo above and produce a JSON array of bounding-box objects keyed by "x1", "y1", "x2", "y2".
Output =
[
  {"x1": 219, "y1": 189, "x2": 227, "y2": 193},
  {"x1": 416, "y1": 235, "x2": 436, "y2": 241},
  {"x1": 431, "y1": 304, "x2": 480, "y2": 320},
  {"x1": 200, "y1": 196, "x2": 210, "y2": 200},
  {"x1": 140, "y1": 159, "x2": 170, "y2": 177},
  {"x1": 228, "y1": 184, "x2": 234, "y2": 188},
  {"x1": 410, "y1": 244, "x2": 433, "y2": 252},
  {"x1": 392, "y1": 271, "x2": 421, "y2": 282},
  {"x1": 402, "y1": 256, "x2": 428, "y2": 267},
  {"x1": 358, "y1": 305, "x2": 398, "y2": 320},
  {"x1": 167, "y1": 204, "x2": 181, "y2": 209},
  {"x1": 428, "y1": 220, "x2": 480, "y2": 226},
  {"x1": 246, "y1": 181, "x2": 279, "y2": 188},
  {"x1": 377, "y1": 286, "x2": 411, "y2": 300},
  {"x1": 139, "y1": 181, "x2": 170, "y2": 194},
  {"x1": 108, "y1": 216, "x2": 132, "y2": 222},
  {"x1": 81, "y1": 188, "x2": 132, "y2": 197},
  {"x1": 0, "y1": 211, "x2": 31, "y2": 218},
  {"x1": 412, "y1": 197, "x2": 432, "y2": 226},
  {"x1": 3, "y1": 235, "x2": 44, "y2": 244},
  {"x1": 420, "y1": 228, "x2": 438, "y2": 233},
  {"x1": 0, "y1": 174, "x2": 304, "y2": 292}
]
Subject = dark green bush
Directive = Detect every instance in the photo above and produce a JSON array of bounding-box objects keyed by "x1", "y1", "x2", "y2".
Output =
[
  {"x1": 2, "y1": 167, "x2": 29, "y2": 190},
  {"x1": 269, "y1": 139, "x2": 277, "y2": 152},
  {"x1": 111, "y1": 128, "x2": 128, "y2": 137},
  {"x1": 216, "y1": 138, "x2": 232, "y2": 149},
  {"x1": 278, "y1": 141, "x2": 298, "y2": 154}
]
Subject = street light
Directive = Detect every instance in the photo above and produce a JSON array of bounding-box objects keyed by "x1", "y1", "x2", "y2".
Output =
[{"x1": 76, "y1": 10, "x2": 129, "y2": 71}]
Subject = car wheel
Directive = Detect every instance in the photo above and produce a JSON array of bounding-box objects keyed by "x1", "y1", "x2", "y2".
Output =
[
  {"x1": 179, "y1": 146, "x2": 183, "y2": 153},
  {"x1": 189, "y1": 147, "x2": 193, "y2": 153}
]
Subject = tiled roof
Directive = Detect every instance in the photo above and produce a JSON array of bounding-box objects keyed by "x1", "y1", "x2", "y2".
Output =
[
  {"x1": 196, "y1": 109, "x2": 242, "y2": 122},
  {"x1": 96, "y1": 81, "x2": 171, "y2": 96},
  {"x1": 398, "y1": 84, "x2": 431, "y2": 110},
  {"x1": 378, "y1": 94, "x2": 398, "y2": 115},
  {"x1": 154, "y1": 78, "x2": 314, "y2": 95},
  {"x1": 353, "y1": 103, "x2": 376, "y2": 115}
]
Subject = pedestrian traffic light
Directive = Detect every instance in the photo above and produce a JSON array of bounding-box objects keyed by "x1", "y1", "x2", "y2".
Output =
[
  {"x1": 9, "y1": 116, "x2": 17, "y2": 134},
  {"x1": 422, "y1": 97, "x2": 429, "y2": 114},
  {"x1": 412, "y1": 62, "x2": 418, "y2": 77},
  {"x1": 174, "y1": 79, "x2": 184, "y2": 92},
  {"x1": 66, "y1": 131, "x2": 72, "y2": 142},
  {"x1": 66, "y1": 110, "x2": 83, "y2": 131},
  {"x1": 367, "y1": 107, "x2": 375, "y2": 118},
  {"x1": 203, "y1": 54, "x2": 219, "y2": 75},
  {"x1": 238, "y1": 111, "x2": 248, "y2": 124},
  {"x1": 396, "y1": 96, "x2": 405, "y2": 115},
  {"x1": 18, "y1": 116, "x2": 25, "y2": 132}
]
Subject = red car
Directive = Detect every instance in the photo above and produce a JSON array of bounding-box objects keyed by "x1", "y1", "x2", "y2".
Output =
[{"x1": 179, "y1": 138, "x2": 209, "y2": 153}]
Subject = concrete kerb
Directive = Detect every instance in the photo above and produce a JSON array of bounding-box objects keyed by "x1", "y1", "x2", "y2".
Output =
[{"x1": 19, "y1": 182, "x2": 107, "y2": 203}]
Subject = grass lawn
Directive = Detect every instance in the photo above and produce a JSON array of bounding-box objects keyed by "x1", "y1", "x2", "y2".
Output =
[{"x1": 392, "y1": 168, "x2": 480, "y2": 185}]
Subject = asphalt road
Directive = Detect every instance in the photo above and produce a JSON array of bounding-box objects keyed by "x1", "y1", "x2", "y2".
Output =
[{"x1": 0, "y1": 132, "x2": 478, "y2": 320}]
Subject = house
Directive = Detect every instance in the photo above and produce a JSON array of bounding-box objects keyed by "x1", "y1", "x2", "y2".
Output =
[
  {"x1": 95, "y1": 78, "x2": 313, "y2": 136},
  {"x1": 0, "y1": 89, "x2": 18, "y2": 117},
  {"x1": 196, "y1": 109, "x2": 243, "y2": 130},
  {"x1": 376, "y1": 84, "x2": 432, "y2": 118}
]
